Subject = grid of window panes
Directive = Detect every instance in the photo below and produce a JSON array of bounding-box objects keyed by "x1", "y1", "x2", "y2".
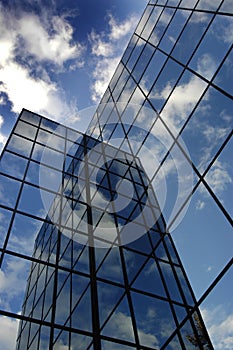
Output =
[
  {"x1": 86, "y1": 0, "x2": 233, "y2": 347},
  {"x1": 0, "y1": 110, "x2": 213, "y2": 349}
]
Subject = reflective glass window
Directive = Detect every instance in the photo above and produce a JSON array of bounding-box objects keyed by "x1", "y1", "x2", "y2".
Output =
[
  {"x1": 141, "y1": 6, "x2": 163, "y2": 40},
  {"x1": 14, "y1": 120, "x2": 37, "y2": 140},
  {"x1": 6, "y1": 134, "x2": 33, "y2": 158},
  {"x1": 135, "y1": 5, "x2": 154, "y2": 36},
  {"x1": 20, "y1": 111, "x2": 40, "y2": 125},
  {"x1": 159, "y1": 10, "x2": 191, "y2": 54},
  {"x1": 0, "y1": 174, "x2": 21, "y2": 208},
  {"x1": 148, "y1": 58, "x2": 183, "y2": 112},
  {"x1": 213, "y1": 48, "x2": 233, "y2": 96},
  {"x1": 172, "y1": 12, "x2": 213, "y2": 64},
  {"x1": 0, "y1": 151, "x2": 28, "y2": 180},
  {"x1": 189, "y1": 15, "x2": 233, "y2": 81},
  {"x1": 148, "y1": 8, "x2": 175, "y2": 47}
]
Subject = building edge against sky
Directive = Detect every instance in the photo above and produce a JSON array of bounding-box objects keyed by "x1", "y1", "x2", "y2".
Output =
[{"x1": 0, "y1": 0, "x2": 232, "y2": 349}]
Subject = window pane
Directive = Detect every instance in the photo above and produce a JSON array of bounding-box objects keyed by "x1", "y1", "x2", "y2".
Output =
[{"x1": 0, "y1": 152, "x2": 28, "y2": 180}]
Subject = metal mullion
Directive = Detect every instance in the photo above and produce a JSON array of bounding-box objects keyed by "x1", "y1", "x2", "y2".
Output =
[
  {"x1": 48, "y1": 126, "x2": 68, "y2": 348},
  {"x1": 83, "y1": 135, "x2": 101, "y2": 350}
]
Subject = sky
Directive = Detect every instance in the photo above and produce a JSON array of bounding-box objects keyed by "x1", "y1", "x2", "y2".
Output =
[
  {"x1": 0, "y1": 0, "x2": 147, "y2": 151},
  {"x1": 0, "y1": 0, "x2": 232, "y2": 349}
]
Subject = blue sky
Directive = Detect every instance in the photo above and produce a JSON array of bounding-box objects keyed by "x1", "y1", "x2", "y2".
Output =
[{"x1": 0, "y1": 0, "x2": 147, "y2": 149}]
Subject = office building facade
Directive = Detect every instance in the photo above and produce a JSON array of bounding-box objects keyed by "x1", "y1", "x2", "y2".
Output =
[
  {"x1": 0, "y1": 0, "x2": 232, "y2": 349},
  {"x1": 1, "y1": 111, "x2": 212, "y2": 349}
]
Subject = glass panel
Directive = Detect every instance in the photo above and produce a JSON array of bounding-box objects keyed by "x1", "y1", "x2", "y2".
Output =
[
  {"x1": 200, "y1": 264, "x2": 233, "y2": 349},
  {"x1": 204, "y1": 137, "x2": 232, "y2": 219},
  {"x1": 135, "y1": 5, "x2": 154, "y2": 36},
  {"x1": 26, "y1": 161, "x2": 62, "y2": 193},
  {"x1": 32, "y1": 144, "x2": 64, "y2": 170},
  {"x1": 172, "y1": 12, "x2": 213, "y2": 64},
  {"x1": 55, "y1": 273, "x2": 71, "y2": 325},
  {"x1": 41, "y1": 118, "x2": 65, "y2": 136},
  {"x1": 98, "y1": 281, "x2": 124, "y2": 328},
  {"x1": 196, "y1": 0, "x2": 222, "y2": 10},
  {"x1": 70, "y1": 333, "x2": 92, "y2": 349},
  {"x1": 148, "y1": 8, "x2": 175, "y2": 47},
  {"x1": 14, "y1": 120, "x2": 37, "y2": 140},
  {"x1": 179, "y1": 0, "x2": 198, "y2": 8},
  {"x1": 18, "y1": 184, "x2": 55, "y2": 219},
  {"x1": 189, "y1": 15, "x2": 233, "y2": 81},
  {"x1": 159, "y1": 10, "x2": 191, "y2": 54},
  {"x1": 172, "y1": 183, "x2": 233, "y2": 300},
  {"x1": 111, "y1": 68, "x2": 130, "y2": 102},
  {"x1": 132, "y1": 291, "x2": 176, "y2": 347},
  {"x1": 101, "y1": 340, "x2": 134, "y2": 349},
  {"x1": 101, "y1": 296, "x2": 135, "y2": 342},
  {"x1": 0, "y1": 174, "x2": 21, "y2": 208},
  {"x1": 72, "y1": 244, "x2": 89, "y2": 275},
  {"x1": 121, "y1": 35, "x2": 138, "y2": 65},
  {"x1": 0, "y1": 316, "x2": 19, "y2": 350},
  {"x1": 123, "y1": 249, "x2": 148, "y2": 284},
  {"x1": 180, "y1": 86, "x2": 232, "y2": 173},
  {"x1": 6, "y1": 134, "x2": 33, "y2": 158},
  {"x1": 0, "y1": 254, "x2": 31, "y2": 314},
  {"x1": 71, "y1": 286, "x2": 92, "y2": 331},
  {"x1": 0, "y1": 151, "x2": 28, "y2": 180},
  {"x1": 160, "y1": 70, "x2": 208, "y2": 135},
  {"x1": 213, "y1": 48, "x2": 233, "y2": 96},
  {"x1": 36, "y1": 129, "x2": 65, "y2": 152},
  {"x1": 0, "y1": 208, "x2": 12, "y2": 248},
  {"x1": 7, "y1": 213, "x2": 42, "y2": 256},
  {"x1": 141, "y1": 49, "x2": 167, "y2": 94},
  {"x1": 220, "y1": 0, "x2": 233, "y2": 13},
  {"x1": 133, "y1": 258, "x2": 167, "y2": 297},
  {"x1": 159, "y1": 261, "x2": 183, "y2": 302},
  {"x1": 20, "y1": 110, "x2": 40, "y2": 125},
  {"x1": 132, "y1": 43, "x2": 154, "y2": 83},
  {"x1": 126, "y1": 38, "x2": 145, "y2": 72},
  {"x1": 97, "y1": 248, "x2": 124, "y2": 284},
  {"x1": 148, "y1": 58, "x2": 183, "y2": 113},
  {"x1": 109, "y1": 63, "x2": 124, "y2": 90},
  {"x1": 141, "y1": 6, "x2": 163, "y2": 40}
]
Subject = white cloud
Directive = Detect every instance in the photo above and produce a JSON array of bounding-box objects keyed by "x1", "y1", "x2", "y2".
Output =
[
  {"x1": 0, "y1": 6, "x2": 82, "y2": 125},
  {"x1": 205, "y1": 160, "x2": 232, "y2": 195},
  {"x1": 0, "y1": 258, "x2": 28, "y2": 306},
  {"x1": 89, "y1": 14, "x2": 139, "y2": 102},
  {"x1": 0, "y1": 115, "x2": 7, "y2": 152},
  {"x1": 17, "y1": 14, "x2": 84, "y2": 66},
  {"x1": 105, "y1": 311, "x2": 159, "y2": 348},
  {"x1": 91, "y1": 56, "x2": 121, "y2": 102},
  {"x1": 158, "y1": 76, "x2": 207, "y2": 133},
  {"x1": 108, "y1": 14, "x2": 138, "y2": 41},
  {"x1": 0, "y1": 316, "x2": 19, "y2": 350},
  {"x1": 201, "y1": 306, "x2": 233, "y2": 349},
  {"x1": 196, "y1": 199, "x2": 205, "y2": 210}
]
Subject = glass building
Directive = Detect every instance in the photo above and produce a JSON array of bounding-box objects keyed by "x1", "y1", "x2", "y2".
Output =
[{"x1": 0, "y1": 0, "x2": 232, "y2": 349}]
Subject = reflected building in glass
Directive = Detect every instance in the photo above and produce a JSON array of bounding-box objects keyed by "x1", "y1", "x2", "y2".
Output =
[{"x1": 0, "y1": 0, "x2": 232, "y2": 349}]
